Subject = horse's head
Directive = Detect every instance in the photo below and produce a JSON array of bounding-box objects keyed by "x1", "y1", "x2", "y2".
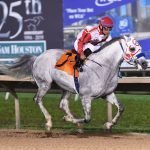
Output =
[{"x1": 122, "y1": 35, "x2": 148, "y2": 70}]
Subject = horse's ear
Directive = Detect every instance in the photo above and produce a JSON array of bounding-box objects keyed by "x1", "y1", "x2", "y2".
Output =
[
  {"x1": 123, "y1": 35, "x2": 127, "y2": 40},
  {"x1": 123, "y1": 35, "x2": 131, "y2": 42}
]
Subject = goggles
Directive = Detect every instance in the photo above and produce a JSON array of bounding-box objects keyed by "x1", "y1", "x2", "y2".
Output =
[{"x1": 102, "y1": 26, "x2": 112, "y2": 31}]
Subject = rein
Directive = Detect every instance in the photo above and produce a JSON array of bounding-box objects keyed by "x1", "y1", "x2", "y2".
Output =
[
  {"x1": 87, "y1": 58, "x2": 102, "y2": 67},
  {"x1": 119, "y1": 39, "x2": 125, "y2": 53}
]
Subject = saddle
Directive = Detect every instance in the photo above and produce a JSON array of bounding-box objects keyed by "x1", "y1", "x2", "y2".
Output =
[{"x1": 55, "y1": 50, "x2": 83, "y2": 77}]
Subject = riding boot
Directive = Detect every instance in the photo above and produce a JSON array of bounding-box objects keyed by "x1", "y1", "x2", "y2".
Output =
[
  {"x1": 78, "y1": 48, "x2": 92, "y2": 72},
  {"x1": 74, "y1": 55, "x2": 84, "y2": 72},
  {"x1": 78, "y1": 59, "x2": 84, "y2": 72},
  {"x1": 74, "y1": 49, "x2": 92, "y2": 72},
  {"x1": 84, "y1": 48, "x2": 92, "y2": 57}
]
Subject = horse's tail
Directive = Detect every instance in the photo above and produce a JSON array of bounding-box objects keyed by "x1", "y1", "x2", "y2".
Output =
[{"x1": 0, "y1": 55, "x2": 37, "y2": 79}]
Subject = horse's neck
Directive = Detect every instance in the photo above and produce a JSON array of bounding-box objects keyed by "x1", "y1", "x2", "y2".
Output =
[
  {"x1": 91, "y1": 42, "x2": 123, "y2": 69},
  {"x1": 81, "y1": 42, "x2": 123, "y2": 90}
]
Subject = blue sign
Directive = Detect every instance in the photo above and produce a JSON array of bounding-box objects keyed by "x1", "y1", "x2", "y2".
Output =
[
  {"x1": 115, "y1": 16, "x2": 134, "y2": 35},
  {"x1": 138, "y1": 38, "x2": 150, "y2": 59},
  {"x1": 63, "y1": 0, "x2": 136, "y2": 26},
  {"x1": 140, "y1": 0, "x2": 150, "y2": 6}
]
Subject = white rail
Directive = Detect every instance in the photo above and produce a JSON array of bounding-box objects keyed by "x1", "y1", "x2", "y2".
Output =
[{"x1": 0, "y1": 75, "x2": 150, "y2": 129}]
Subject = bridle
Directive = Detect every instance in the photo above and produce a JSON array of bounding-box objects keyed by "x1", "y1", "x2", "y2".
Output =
[
  {"x1": 87, "y1": 58, "x2": 102, "y2": 67},
  {"x1": 119, "y1": 37, "x2": 145, "y2": 65}
]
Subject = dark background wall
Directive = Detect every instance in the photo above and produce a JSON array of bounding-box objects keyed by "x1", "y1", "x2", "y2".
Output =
[
  {"x1": 43, "y1": 0, "x2": 63, "y2": 49},
  {"x1": 0, "y1": 0, "x2": 64, "y2": 49}
]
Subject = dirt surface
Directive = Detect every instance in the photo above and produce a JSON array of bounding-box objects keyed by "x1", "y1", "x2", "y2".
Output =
[{"x1": 0, "y1": 129, "x2": 150, "y2": 150}]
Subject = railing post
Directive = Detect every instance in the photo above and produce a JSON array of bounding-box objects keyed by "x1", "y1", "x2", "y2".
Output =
[{"x1": 14, "y1": 97, "x2": 20, "y2": 129}]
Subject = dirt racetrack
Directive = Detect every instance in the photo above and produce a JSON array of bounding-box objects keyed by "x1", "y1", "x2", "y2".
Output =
[{"x1": 0, "y1": 129, "x2": 150, "y2": 150}]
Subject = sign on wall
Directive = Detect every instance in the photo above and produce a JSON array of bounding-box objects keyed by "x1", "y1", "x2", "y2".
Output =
[
  {"x1": 0, "y1": 0, "x2": 63, "y2": 62},
  {"x1": 63, "y1": 0, "x2": 135, "y2": 26}
]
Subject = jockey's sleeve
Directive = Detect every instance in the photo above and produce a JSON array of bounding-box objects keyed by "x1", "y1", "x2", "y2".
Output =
[
  {"x1": 101, "y1": 35, "x2": 111, "y2": 43},
  {"x1": 106, "y1": 35, "x2": 112, "y2": 41},
  {"x1": 77, "y1": 29, "x2": 91, "y2": 55}
]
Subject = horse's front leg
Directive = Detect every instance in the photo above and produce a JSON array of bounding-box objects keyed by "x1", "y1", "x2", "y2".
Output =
[
  {"x1": 59, "y1": 91, "x2": 82, "y2": 124},
  {"x1": 59, "y1": 91, "x2": 76, "y2": 122},
  {"x1": 76, "y1": 96, "x2": 93, "y2": 123},
  {"x1": 104, "y1": 92, "x2": 124, "y2": 130},
  {"x1": 60, "y1": 93, "x2": 92, "y2": 124}
]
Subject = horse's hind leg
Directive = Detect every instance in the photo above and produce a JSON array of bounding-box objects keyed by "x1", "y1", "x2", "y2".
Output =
[
  {"x1": 104, "y1": 92, "x2": 124, "y2": 130},
  {"x1": 34, "y1": 82, "x2": 52, "y2": 131},
  {"x1": 59, "y1": 91, "x2": 76, "y2": 122},
  {"x1": 59, "y1": 91, "x2": 91, "y2": 132}
]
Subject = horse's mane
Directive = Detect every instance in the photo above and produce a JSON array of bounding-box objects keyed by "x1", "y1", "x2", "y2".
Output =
[{"x1": 94, "y1": 36, "x2": 124, "y2": 53}]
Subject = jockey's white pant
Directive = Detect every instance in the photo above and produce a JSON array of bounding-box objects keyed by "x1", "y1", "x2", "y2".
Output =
[{"x1": 74, "y1": 41, "x2": 101, "y2": 53}]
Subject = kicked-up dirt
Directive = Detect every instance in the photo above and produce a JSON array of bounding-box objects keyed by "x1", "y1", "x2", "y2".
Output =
[{"x1": 0, "y1": 129, "x2": 150, "y2": 150}]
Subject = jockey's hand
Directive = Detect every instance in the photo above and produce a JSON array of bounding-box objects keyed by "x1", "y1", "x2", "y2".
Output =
[{"x1": 80, "y1": 54, "x2": 86, "y2": 60}]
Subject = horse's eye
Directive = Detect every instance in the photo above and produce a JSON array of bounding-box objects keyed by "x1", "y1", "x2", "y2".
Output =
[{"x1": 130, "y1": 47, "x2": 135, "y2": 52}]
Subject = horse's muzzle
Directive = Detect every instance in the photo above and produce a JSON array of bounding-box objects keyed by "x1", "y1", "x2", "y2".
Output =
[{"x1": 142, "y1": 61, "x2": 148, "y2": 70}]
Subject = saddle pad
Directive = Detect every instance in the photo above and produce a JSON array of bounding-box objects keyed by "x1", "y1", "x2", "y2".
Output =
[{"x1": 55, "y1": 50, "x2": 79, "y2": 77}]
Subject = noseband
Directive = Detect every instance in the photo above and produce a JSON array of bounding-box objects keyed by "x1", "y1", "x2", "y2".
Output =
[{"x1": 119, "y1": 38, "x2": 145, "y2": 65}]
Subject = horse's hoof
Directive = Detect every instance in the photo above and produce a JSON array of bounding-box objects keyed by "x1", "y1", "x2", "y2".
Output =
[
  {"x1": 63, "y1": 115, "x2": 73, "y2": 122},
  {"x1": 45, "y1": 125, "x2": 51, "y2": 131},
  {"x1": 45, "y1": 122, "x2": 52, "y2": 131},
  {"x1": 104, "y1": 122, "x2": 113, "y2": 130},
  {"x1": 76, "y1": 123, "x2": 84, "y2": 133},
  {"x1": 77, "y1": 128, "x2": 84, "y2": 134}
]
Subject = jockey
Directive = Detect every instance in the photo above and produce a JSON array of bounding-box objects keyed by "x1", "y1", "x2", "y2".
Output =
[{"x1": 74, "y1": 16, "x2": 113, "y2": 60}]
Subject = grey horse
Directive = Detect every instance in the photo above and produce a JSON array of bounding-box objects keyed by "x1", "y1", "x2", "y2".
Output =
[{"x1": 0, "y1": 36, "x2": 148, "y2": 131}]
